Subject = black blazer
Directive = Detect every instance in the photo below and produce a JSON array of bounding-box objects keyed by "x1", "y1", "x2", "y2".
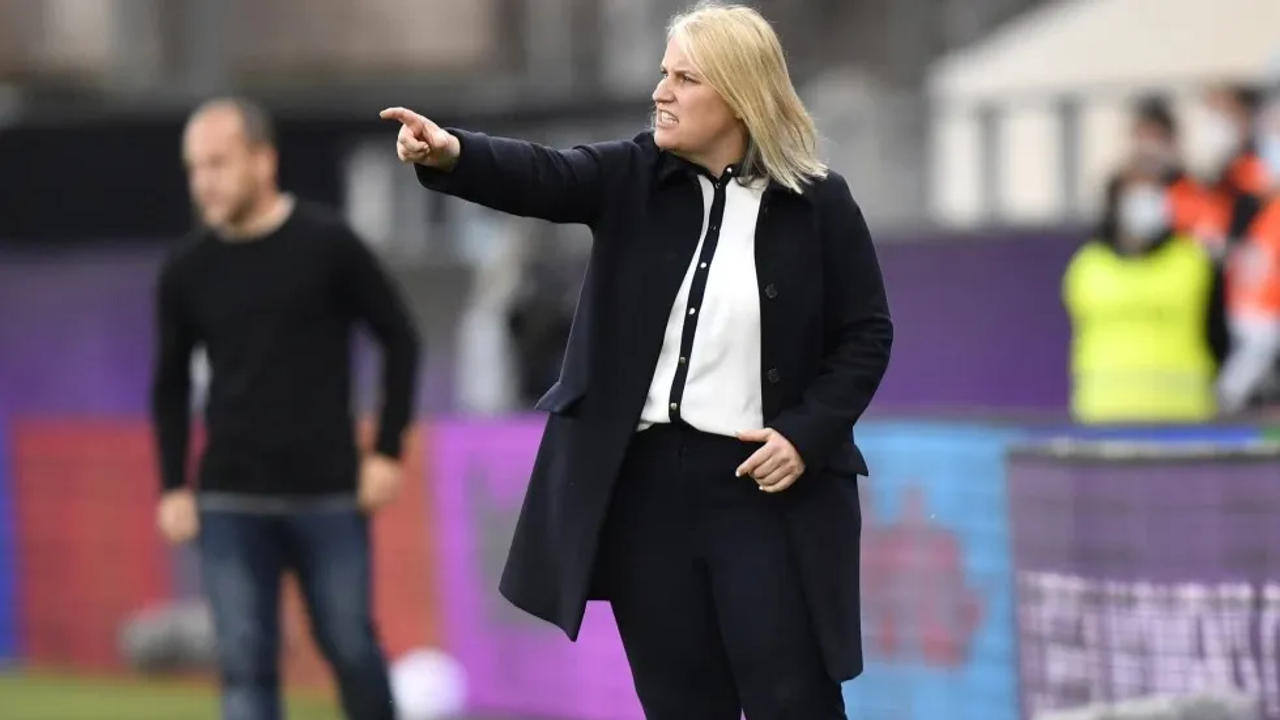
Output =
[{"x1": 416, "y1": 129, "x2": 893, "y2": 681}]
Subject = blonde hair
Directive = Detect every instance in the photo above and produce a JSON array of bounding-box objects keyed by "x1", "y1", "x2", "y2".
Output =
[{"x1": 668, "y1": 2, "x2": 827, "y2": 193}]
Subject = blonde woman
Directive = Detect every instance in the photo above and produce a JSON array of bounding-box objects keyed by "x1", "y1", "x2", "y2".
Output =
[{"x1": 383, "y1": 4, "x2": 891, "y2": 717}]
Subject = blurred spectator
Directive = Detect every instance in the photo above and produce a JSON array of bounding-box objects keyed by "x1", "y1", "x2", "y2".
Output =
[
  {"x1": 1123, "y1": 96, "x2": 1230, "y2": 366},
  {"x1": 1064, "y1": 171, "x2": 1217, "y2": 423},
  {"x1": 454, "y1": 217, "x2": 523, "y2": 415},
  {"x1": 507, "y1": 249, "x2": 579, "y2": 408},
  {"x1": 1218, "y1": 91, "x2": 1280, "y2": 413},
  {"x1": 1128, "y1": 95, "x2": 1204, "y2": 236},
  {"x1": 1195, "y1": 84, "x2": 1270, "y2": 251}
]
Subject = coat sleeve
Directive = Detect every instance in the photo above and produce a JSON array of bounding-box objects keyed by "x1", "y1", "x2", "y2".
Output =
[
  {"x1": 769, "y1": 173, "x2": 893, "y2": 472},
  {"x1": 414, "y1": 129, "x2": 636, "y2": 227}
]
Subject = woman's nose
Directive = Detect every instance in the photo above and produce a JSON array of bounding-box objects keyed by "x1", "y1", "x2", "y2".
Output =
[{"x1": 652, "y1": 79, "x2": 672, "y2": 103}]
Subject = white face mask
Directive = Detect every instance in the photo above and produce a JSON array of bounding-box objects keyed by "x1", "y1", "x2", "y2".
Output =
[
  {"x1": 1117, "y1": 184, "x2": 1170, "y2": 249},
  {"x1": 1202, "y1": 112, "x2": 1244, "y2": 169}
]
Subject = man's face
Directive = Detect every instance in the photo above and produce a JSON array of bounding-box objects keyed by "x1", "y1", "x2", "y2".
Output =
[
  {"x1": 1130, "y1": 119, "x2": 1177, "y2": 178},
  {"x1": 182, "y1": 108, "x2": 271, "y2": 230}
]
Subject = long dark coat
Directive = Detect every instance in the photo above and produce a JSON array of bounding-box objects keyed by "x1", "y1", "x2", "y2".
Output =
[{"x1": 415, "y1": 129, "x2": 893, "y2": 680}]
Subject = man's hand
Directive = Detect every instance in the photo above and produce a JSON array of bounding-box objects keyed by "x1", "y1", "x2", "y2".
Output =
[
  {"x1": 359, "y1": 454, "x2": 404, "y2": 512},
  {"x1": 735, "y1": 428, "x2": 806, "y2": 493},
  {"x1": 156, "y1": 489, "x2": 199, "y2": 544},
  {"x1": 379, "y1": 107, "x2": 461, "y2": 169}
]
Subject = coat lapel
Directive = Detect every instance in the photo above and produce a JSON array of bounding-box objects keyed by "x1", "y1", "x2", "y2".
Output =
[{"x1": 636, "y1": 167, "x2": 704, "y2": 360}]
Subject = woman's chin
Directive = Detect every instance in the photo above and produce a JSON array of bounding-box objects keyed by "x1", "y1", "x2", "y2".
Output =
[{"x1": 653, "y1": 127, "x2": 678, "y2": 150}]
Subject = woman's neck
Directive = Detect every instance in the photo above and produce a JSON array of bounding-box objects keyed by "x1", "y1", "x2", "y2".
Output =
[{"x1": 682, "y1": 129, "x2": 748, "y2": 179}]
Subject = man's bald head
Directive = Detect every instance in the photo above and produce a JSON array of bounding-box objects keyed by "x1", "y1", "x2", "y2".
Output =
[
  {"x1": 183, "y1": 98, "x2": 279, "y2": 232},
  {"x1": 186, "y1": 97, "x2": 276, "y2": 150}
]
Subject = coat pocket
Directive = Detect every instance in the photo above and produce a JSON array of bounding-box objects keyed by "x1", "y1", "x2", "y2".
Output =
[
  {"x1": 534, "y1": 377, "x2": 587, "y2": 415},
  {"x1": 826, "y1": 440, "x2": 869, "y2": 478}
]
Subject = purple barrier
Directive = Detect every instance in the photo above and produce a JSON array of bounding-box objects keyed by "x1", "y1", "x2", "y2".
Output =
[
  {"x1": 1, "y1": 232, "x2": 1081, "y2": 419},
  {"x1": 873, "y1": 232, "x2": 1077, "y2": 411},
  {"x1": 0, "y1": 247, "x2": 442, "y2": 416},
  {"x1": 0, "y1": 248, "x2": 161, "y2": 415},
  {"x1": 1008, "y1": 443, "x2": 1280, "y2": 719},
  {"x1": 430, "y1": 418, "x2": 642, "y2": 719}
]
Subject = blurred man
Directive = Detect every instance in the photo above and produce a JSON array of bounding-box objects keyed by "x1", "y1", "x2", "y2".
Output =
[
  {"x1": 1123, "y1": 96, "x2": 1229, "y2": 364},
  {"x1": 1197, "y1": 84, "x2": 1269, "y2": 251},
  {"x1": 151, "y1": 98, "x2": 419, "y2": 720},
  {"x1": 1128, "y1": 95, "x2": 1204, "y2": 235},
  {"x1": 1219, "y1": 91, "x2": 1280, "y2": 413}
]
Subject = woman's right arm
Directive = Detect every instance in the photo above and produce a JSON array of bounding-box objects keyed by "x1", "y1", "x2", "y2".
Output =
[{"x1": 381, "y1": 106, "x2": 628, "y2": 226}]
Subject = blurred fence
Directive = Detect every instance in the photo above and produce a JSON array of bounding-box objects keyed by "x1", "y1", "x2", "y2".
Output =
[{"x1": 1011, "y1": 440, "x2": 1280, "y2": 720}]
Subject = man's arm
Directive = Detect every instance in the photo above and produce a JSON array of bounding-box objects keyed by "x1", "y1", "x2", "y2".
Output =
[
  {"x1": 337, "y1": 228, "x2": 421, "y2": 459},
  {"x1": 150, "y1": 264, "x2": 197, "y2": 492}
]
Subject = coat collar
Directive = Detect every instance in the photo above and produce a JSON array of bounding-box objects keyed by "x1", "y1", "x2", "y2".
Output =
[{"x1": 651, "y1": 142, "x2": 816, "y2": 205}]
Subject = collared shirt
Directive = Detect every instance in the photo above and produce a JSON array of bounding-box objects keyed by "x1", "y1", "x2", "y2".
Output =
[{"x1": 639, "y1": 165, "x2": 766, "y2": 436}]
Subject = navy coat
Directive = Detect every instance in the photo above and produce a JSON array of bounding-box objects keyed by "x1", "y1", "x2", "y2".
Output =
[{"x1": 415, "y1": 129, "x2": 892, "y2": 681}]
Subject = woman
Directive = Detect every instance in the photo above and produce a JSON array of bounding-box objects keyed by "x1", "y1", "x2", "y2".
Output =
[
  {"x1": 382, "y1": 4, "x2": 892, "y2": 717},
  {"x1": 1064, "y1": 169, "x2": 1218, "y2": 422}
]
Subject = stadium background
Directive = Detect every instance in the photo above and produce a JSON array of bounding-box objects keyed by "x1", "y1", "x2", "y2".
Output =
[{"x1": 3, "y1": 1, "x2": 1280, "y2": 718}]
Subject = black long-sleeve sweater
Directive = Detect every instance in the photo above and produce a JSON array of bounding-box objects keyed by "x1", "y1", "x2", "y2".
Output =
[{"x1": 151, "y1": 200, "x2": 419, "y2": 496}]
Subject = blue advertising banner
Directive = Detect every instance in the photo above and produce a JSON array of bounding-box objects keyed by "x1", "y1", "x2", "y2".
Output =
[{"x1": 844, "y1": 421, "x2": 1022, "y2": 720}]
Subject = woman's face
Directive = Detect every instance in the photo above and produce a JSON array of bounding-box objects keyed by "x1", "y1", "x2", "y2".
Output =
[
  {"x1": 652, "y1": 37, "x2": 742, "y2": 166},
  {"x1": 1115, "y1": 178, "x2": 1170, "y2": 251}
]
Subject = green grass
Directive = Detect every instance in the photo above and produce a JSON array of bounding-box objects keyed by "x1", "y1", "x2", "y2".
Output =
[{"x1": 0, "y1": 671, "x2": 341, "y2": 720}]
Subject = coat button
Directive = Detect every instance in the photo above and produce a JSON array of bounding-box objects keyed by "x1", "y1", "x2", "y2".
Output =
[
  {"x1": 766, "y1": 368, "x2": 781, "y2": 384},
  {"x1": 764, "y1": 283, "x2": 779, "y2": 299}
]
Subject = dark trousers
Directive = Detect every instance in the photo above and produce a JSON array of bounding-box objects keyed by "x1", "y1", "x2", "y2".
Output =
[
  {"x1": 597, "y1": 423, "x2": 846, "y2": 719},
  {"x1": 198, "y1": 508, "x2": 394, "y2": 720}
]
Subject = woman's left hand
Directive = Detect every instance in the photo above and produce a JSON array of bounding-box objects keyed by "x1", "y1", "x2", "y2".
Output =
[{"x1": 735, "y1": 428, "x2": 806, "y2": 493}]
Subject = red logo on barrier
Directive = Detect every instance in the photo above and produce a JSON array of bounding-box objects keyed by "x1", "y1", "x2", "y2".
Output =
[{"x1": 860, "y1": 485, "x2": 983, "y2": 666}]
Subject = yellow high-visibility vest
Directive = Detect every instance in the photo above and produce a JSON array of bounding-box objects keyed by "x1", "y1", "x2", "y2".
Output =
[{"x1": 1063, "y1": 236, "x2": 1216, "y2": 422}]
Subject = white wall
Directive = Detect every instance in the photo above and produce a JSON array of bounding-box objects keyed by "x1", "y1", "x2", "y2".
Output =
[{"x1": 927, "y1": 0, "x2": 1280, "y2": 228}]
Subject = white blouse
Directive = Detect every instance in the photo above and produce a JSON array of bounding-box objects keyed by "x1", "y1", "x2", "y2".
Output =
[{"x1": 638, "y1": 167, "x2": 766, "y2": 436}]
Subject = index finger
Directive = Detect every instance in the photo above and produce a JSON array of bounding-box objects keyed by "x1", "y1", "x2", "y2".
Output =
[
  {"x1": 379, "y1": 107, "x2": 426, "y2": 132},
  {"x1": 735, "y1": 445, "x2": 775, "y2": 478}
]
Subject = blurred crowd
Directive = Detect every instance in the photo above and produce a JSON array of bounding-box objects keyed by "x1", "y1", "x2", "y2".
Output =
[{"x1": 1065, "y1": 83, "x2": 1280, "y2": 423}]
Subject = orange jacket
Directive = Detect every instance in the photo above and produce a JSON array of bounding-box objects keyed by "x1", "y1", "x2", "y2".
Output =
[
  {"x1": 1197, "y1": 154, "x2": 1271, "y2": 244},
  {"x1": 1226, "y1": 194, "x2": 1280, "y2": 318},
  {"x1": 1167, "y1": 175, "x2": 1207, "y2": 236}
]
